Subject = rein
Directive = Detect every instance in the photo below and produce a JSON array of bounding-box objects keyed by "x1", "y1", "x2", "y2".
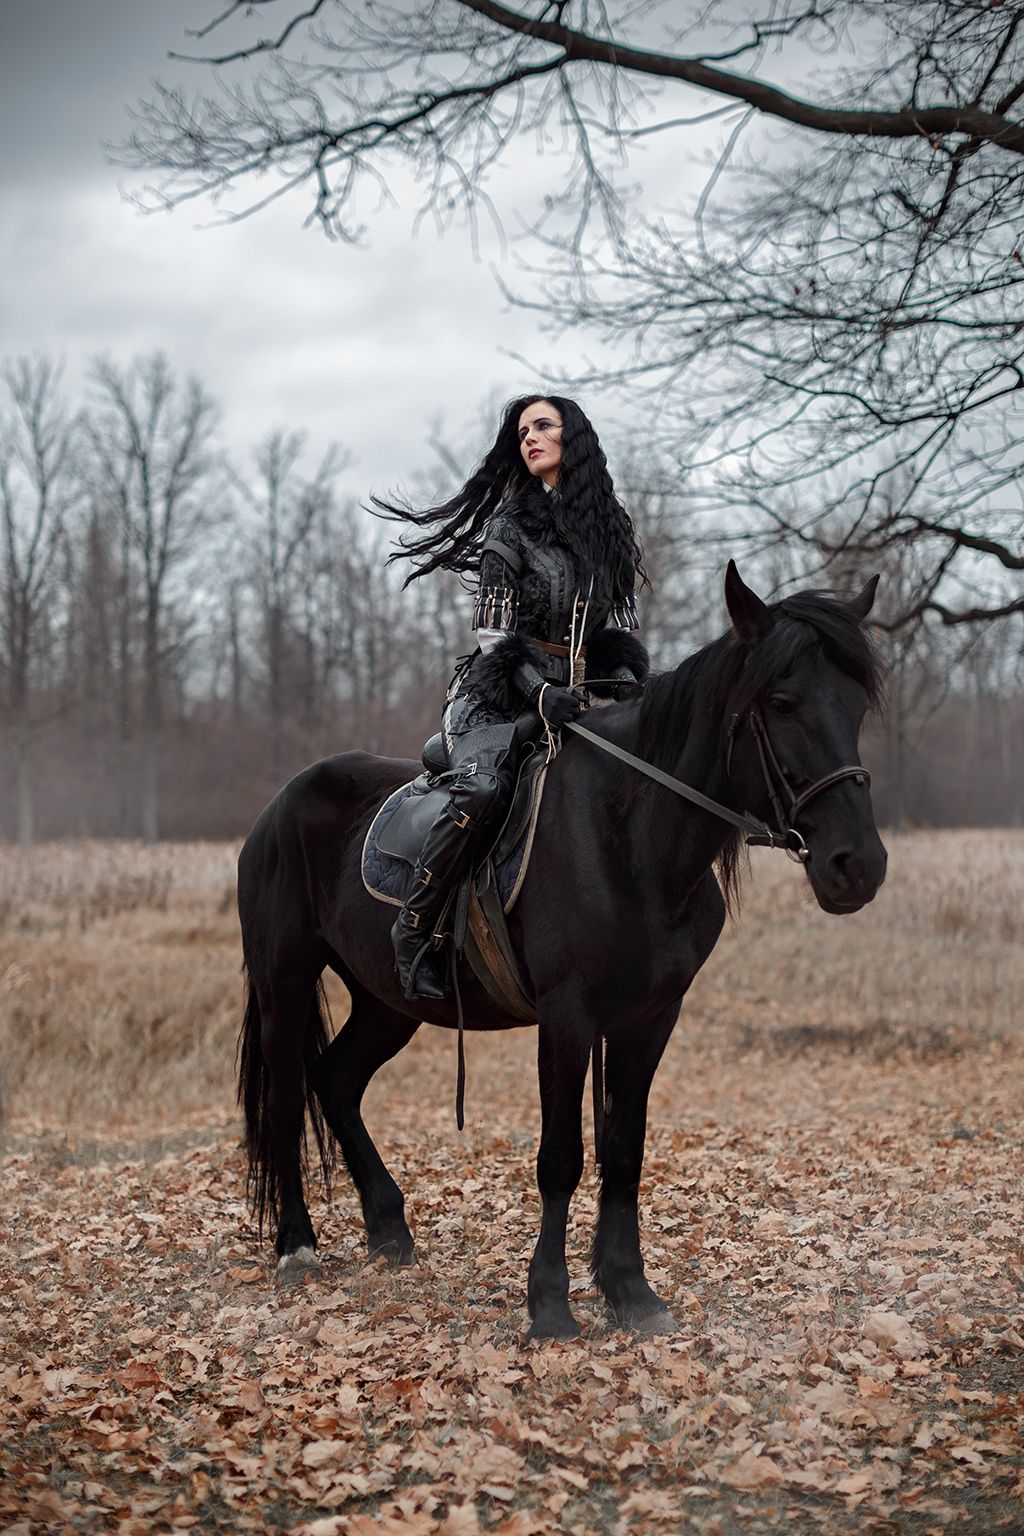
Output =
[{"x1": 565, "y1": 709, "x2": 870, "y2": 863}]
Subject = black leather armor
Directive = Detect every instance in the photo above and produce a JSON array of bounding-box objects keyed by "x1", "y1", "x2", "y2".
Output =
[
  {"x1": 391, "y1": 489, "x2": 645, "y2": 1001},
  {"x1": 472, "y1": 502, "x2": 639, "y2": 653}
]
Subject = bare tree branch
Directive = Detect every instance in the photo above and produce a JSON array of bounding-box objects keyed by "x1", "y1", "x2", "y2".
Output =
[
  {"x1": 117, "y1": 1, "x2": 1024, "y2": 638},
  {"x1": 458, "y1": 0, "x2": 1024, "y2": 153}
]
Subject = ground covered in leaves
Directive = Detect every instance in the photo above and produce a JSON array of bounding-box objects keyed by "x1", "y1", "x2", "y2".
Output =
[{"x1": 2, "y1": 831, "x2": 1023, "y2": 1534}]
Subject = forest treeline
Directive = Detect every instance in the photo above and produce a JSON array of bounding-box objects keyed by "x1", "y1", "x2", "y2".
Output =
[{"x1": 1, "y1": 353, "x2": 1021, "y2": 844}]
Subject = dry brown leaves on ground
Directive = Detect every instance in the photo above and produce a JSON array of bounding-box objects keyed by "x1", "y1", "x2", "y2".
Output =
[{"x1": 1, "y1": 831, "x2": 1023, "y2": 1534}]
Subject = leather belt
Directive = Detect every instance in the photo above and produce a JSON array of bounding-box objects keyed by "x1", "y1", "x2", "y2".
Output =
[{"x1": 533, "y1": 639, "x2": 587, "y2": 659}]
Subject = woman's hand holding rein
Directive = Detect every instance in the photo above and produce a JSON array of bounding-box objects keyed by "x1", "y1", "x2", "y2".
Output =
[{"x1": 537, "y1": 682, "x2": 586, "y2": 730}]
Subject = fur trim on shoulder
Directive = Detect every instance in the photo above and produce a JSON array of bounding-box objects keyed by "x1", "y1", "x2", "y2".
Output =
[
  {"x1": 585, "y1": 629, "x2": 650, "y2": 696},
  {"x1": 469, "y1": 632, "x2": 546, "y2": 716}
]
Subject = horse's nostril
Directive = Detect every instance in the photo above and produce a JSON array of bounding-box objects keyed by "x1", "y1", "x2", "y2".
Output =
[
  {"x1": 828, "y1": 847, "x2": 857, "y2": 888},
  {"x1": 826, "y1": 846, "x2": 881, "y2": 898}
]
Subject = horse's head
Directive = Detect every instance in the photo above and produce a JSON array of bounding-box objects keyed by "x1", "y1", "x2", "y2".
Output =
[{"x1": 723, "y1": 561, "x2": 888, "y2": 914}]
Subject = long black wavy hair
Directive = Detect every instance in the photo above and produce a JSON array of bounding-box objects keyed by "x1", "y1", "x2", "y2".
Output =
[{"x1": 374, "y1": 394, "x2": 648, "y2": 602}]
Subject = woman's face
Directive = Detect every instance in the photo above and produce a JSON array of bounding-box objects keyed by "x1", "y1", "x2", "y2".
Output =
[{"x1": 518, "y1": 400, "x2": 563, "y2": 486}]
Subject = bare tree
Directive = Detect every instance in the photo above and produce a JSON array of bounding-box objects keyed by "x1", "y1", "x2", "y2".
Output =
[
  {"x1": 0, "y1": 359, "x2": 81, "y2": 845},
  {"x1": 230, "y1": 428, "x2": 342, "y2": 777},
  {"x1": 85, "y1": 354, "x2": 219, "y2": 842},
  {"x1": 1, "y1": 346, "x2": 1020, "y2": 837},
  {"x1": 119, "y1": 0, "x2": 1024, "y2": 632}
]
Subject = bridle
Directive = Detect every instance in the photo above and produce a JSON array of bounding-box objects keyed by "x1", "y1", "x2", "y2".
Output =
[
  {"x1": 726, "y1": 706, "x2": 871, "y2": 862},
  {"x1": 566, "y1": 702, "x2": 870, "y2": 864}
]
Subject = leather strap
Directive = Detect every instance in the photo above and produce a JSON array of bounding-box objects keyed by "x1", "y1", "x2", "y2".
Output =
[
  {"x1": 564, "y1": 720, "x2": 781, "y2": 847},
  {"x1": 565, "y1": 717, "x2": 869, "y2": 862},
  {"x1": 793, "y1": 766, "x2": 870, "y2": 819},
  {"x1": 465, "y1": 879, "x2": 535, "y2": 1020},
  {"x1": 480, "y1": 536, "x2": 523, "y2": 575},
  {"x1": 749, "y1": 709, "x2": 870, "y2": 841},
  {"x1": 533, "y1": 638, "x2": 587, "y2": 660}
]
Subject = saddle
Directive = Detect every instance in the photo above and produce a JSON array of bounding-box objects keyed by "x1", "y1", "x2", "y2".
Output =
[{"x1": 361, "y1": 735, "x2": 548, "y2": 1020}]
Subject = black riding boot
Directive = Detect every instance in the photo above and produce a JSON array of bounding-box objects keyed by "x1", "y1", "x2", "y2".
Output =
[{"x1": 391, "y1": 803, "x2": 476, "y2": 1001}]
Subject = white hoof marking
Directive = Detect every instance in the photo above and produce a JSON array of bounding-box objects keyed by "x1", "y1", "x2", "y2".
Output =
[{"x1": 277, "y1": 1245, "x2": 319, "y2": 1280}]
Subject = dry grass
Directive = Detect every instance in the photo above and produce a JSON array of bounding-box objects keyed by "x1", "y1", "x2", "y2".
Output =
[
  {"x1": 0, "y1": 830, "x2": 1020, "y2": 1135},
  {"x1": 0, "y1": 840, "x2": 241, "y2": 1130}
]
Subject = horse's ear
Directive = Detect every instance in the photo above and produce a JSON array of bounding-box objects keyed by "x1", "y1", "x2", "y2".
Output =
[
  {"x1": 725, "y1": 559, "x2": 773, "y2": 646},
  {"x1": 847, "y1": 574, "x2": 880, "y2": 624}
]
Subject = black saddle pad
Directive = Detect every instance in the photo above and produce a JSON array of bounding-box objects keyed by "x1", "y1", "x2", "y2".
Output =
[{"x1": 361, "y1": 750, "x2": 545, "y2": 912}]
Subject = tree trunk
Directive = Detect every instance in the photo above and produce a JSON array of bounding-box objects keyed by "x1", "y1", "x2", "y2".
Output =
[
  {"x1": 887, "y1": 675, "x2": 905, "y2": 833},
  {"x1": 141, "y1": 587, "x2": 161, "y2": 844},
  {"x1": 141, "y1": 731, "x2": 160, "y2": 845},
  {"x1": 229, "y1": 585, "x2": 243, "y2": 721},
  {"x1": 268, "y1": 603, "x2": 284, "y2": 781},
  {"x1": 15, "y1": 723, "x2": 34, "y2": 848},
  {"x1": 117, "y1": 508, "x2": 134, "y2": 837}
]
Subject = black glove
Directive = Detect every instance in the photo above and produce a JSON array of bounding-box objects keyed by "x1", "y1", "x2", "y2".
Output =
[
  {"x1": 513, "y1": 658, "x2": 586, "y2": 728},
  {"x1": 609, "y1": 665, "x2": 642, "y2": 702},
  {"x1": 538, "y1": 685, "x2": 586, "y2": 728}
]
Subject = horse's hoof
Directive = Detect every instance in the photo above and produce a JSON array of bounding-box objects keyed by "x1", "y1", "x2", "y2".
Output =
[
  {"x1": 276, "y1": 1245, "x2": 321, "y2": 1286},
  {"x1": 368, "y1": 1237, "x2": 417, "y2": 1269},
  {"x1": 526, "y1": 1312, "x2": 582, "y2": 1343},
  {"x1": 617, "y1": 1305, "x2": 678, "y2": 1336}
]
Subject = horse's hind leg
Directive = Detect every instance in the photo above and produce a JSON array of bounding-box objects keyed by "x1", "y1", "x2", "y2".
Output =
[
  {"x1": 592, "y1": 1003, "x2": 679, "y2": 1333},
  {"x1": 310, "y1": 988, "x2": 419, "y2": 1266},
  {"x1": 239, "y1": 958, "x2": 333, "y2": 1284}
]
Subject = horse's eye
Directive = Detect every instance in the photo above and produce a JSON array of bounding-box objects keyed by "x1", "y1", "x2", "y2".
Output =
[{"x1": 769, "y1": 694, "x2": 796, "y2": 716}]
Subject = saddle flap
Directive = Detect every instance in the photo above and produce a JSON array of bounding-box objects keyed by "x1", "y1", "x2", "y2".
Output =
[
  {"x1": 490, "y1": 748, "x2": 543, "y2": 865},
  {"x1": 362, "y1": 745, "x2": 550, "y2": 931},
  {"x1": 375, "y1": 776, "x2": 448, "y2": 865},
  {"x1": 464, "y1": 878, "x2": 535, "y2": 1022},
  {"x1": 375, "y1": 752, "x2": 545, "y2": 870}
]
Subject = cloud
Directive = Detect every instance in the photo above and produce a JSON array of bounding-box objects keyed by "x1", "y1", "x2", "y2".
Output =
[
  {"x1": 1, "y1": 0, "x2": 215, "y2": 186},
  {"x1": 0, "y1": 0, "x2": 712, "y2": 501},
  {"x1": 0, "y1": 168, "x2": 582, "y2": 497}
]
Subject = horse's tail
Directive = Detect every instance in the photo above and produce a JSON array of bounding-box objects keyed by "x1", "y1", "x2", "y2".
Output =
[{"x1": 236, "y1": 964, "x2": 337, "y2": 1238}]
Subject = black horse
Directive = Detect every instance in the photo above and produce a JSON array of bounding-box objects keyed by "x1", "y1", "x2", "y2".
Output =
[{"x1": 237, "y1": 564, "x2": 887, "y2": 1340}]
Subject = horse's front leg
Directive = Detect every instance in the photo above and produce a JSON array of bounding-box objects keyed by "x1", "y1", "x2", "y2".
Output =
[
  {"x1": 592, "y1": 1003, "x2": 679, "y2": 1333},
  {"x1": 527, "y1": 1011, "x2": 592, "y2": 1341}
]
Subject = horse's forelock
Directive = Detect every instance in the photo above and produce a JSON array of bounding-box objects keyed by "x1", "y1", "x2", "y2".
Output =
[{"x1": 757, "y1": 591, "x2": 885, "y2": 710}]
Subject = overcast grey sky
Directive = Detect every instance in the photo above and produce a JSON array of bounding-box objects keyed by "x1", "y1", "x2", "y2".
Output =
[{"x1": 2, "y1": 0, "x2": 691, "y2": 501}]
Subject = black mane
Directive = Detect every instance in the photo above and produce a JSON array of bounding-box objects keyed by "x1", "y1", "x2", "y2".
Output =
[
  {"x1": 635, "y1": 588, "x2": 885, "y2": 906},
  {"x1": 751, "y1": 591, "x2": 885, "y2": 713}
]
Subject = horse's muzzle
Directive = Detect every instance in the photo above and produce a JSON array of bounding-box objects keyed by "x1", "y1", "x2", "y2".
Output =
[{"x1": 808, "y1": 835, "x2": 888, "y2": 914}]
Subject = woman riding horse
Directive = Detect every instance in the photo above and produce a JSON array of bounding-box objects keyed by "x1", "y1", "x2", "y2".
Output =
[{"x1": 377, "y1": 394, "x2": 650, "y2": 1001}]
